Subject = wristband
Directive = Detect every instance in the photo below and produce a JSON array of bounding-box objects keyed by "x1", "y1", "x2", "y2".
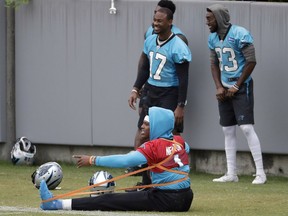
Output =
[
  {"x1": 131, "y1": 89, "x2": 138, "y2": 94},
  {"x1": 178, "y1": 100, "x2": 187, "y2": 108},
  {"x1": 232, "y1": 83, "x2": 239, "y2": 91},
  {"x1": 89, "y1": 156, "x2": 96, "y2": 165}
]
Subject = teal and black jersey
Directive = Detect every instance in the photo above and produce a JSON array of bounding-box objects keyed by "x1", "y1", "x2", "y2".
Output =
[
  {"x1": 143, "y1": 34, "x2": 191, "y2": 87},
  {"x1": 145, "y1": 25, "x2": 184, "y2": 39},
  {"x1": 208, "y1": 25, "x2": 253, "y2": 87}
]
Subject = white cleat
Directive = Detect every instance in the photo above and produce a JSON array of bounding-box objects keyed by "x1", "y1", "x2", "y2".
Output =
[
  {"x1": 252, "y1": 174, "x2": 267, "y2": 184},
  {"x1": 213, "y1": 174, "x2": 239, "y2": 183}
]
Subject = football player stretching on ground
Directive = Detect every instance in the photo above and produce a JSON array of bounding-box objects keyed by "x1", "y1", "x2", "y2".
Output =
[
  {"x1": 206, "y1": 4, "x2": 266, "y2": 184},
  {"x1": 39, "y1": 107, "x2": 193, "y2": 212}
]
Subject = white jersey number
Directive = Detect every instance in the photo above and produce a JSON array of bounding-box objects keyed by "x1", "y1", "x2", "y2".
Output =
[
  {"x1": 149, "y1": 51, "x2": 167, "y2": 80},
  {"x1": 174, "y1": 154, "x2": 184, "y2": 167},
  {"x1": 215, "y1": 47, "x2": 238, "y2": 72}
]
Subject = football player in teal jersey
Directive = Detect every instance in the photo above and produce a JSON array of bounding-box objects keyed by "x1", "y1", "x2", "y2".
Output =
[
  {"x1": 206, "y1": 4, "x2": 266, "y2": 184},
  {"x1": 127, "y1": 0, "x2": 190, "y2": 188},
  {"x1": 130, "y1": 0, "x2": 188, "y2": 151},
  {"x1": 129, "y1": 7, "x2": 191, "y2": 149},
  {"x1": 128, "y1": 8, "x2": 191, "y2": 186}
]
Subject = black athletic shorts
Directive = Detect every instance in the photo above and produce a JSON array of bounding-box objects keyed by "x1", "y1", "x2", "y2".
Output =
[
  {"x1": 137, "y1": 83, "x2": 183, "y2": 133},
  {"x1": 218, "y1": 79, "x2": 255, "y2": 126},
  {"x1": 138, "y1": 84, "x2": 148, "y2": 108}
]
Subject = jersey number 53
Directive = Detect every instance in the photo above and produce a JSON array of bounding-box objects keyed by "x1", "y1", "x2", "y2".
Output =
[{"x1": 215, "y1": 47, "x2": 238, "y2": 72}]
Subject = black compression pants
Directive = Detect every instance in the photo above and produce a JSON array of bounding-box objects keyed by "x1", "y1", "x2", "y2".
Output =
[{"x1": 72, "y1": 187, "x2": 193, "y2": 212}]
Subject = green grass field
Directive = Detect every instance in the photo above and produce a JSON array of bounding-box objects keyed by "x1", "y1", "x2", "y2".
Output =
[{"x1": 0, "y1": 160, "x2": 287, "y2": 216}]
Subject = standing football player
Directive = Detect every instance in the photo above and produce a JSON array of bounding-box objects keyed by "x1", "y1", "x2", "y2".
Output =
[
  {"x1": 127, "y1": 0, "x2": 189, "y2": 189},
  {"x1": 128, "y1": 7, "x2": 191, "y2": 148},
  {"x1": 206, "y1": 4, "x2": 266, "y2": 184}
]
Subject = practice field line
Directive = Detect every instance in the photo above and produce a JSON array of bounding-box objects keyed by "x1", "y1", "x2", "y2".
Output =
[{"x1": 0, "y1": 206, "x2": 166, "y2": 216}]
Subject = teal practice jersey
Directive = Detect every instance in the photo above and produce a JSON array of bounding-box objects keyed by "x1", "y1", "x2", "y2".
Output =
[
  {"x1": 208, "y1": 25, "x2": 254, "y2": 87},
  {"x1": 143, "y1": 34, "x2": 191, "y2": 87}
]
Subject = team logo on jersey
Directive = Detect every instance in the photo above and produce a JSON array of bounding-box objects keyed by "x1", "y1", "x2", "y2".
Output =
[
  {"x1": 237, "y1": 115, "x2": 245, "y2": 121},
  {"x1": 228, "y1": 37, "x2": 235, "y2": 43}
]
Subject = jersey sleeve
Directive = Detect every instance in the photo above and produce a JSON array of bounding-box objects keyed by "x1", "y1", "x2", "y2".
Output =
[
  {"x1": 143, "y1": 35, "x2": 155, "y2": 55},
  {"x1": 235, "y1": 26, "x2": 254, "y2": 49},
  {"x1": 171, "y1": 38, "x2": 192, "y2": 64},
  {"x1": 143, "y1": 39, "x2": 148, "y2": 55},
  {"x1": 145, "y1": 25, "x2": 153, "y2": 39},
  {"x1": 208, "y1": 33, "x2": 216, "y2": 50},
  {"x1": 136, "y1": 141, "x2": 158, "y2": 163}
]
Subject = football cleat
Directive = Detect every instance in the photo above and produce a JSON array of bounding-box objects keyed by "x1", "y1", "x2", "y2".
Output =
[
  {"x1": 213, "y1": 174, "x2": 239, "y2": 183},
  {"x1": 252, "y1": 174, "x2": 267, "y2": 184}
]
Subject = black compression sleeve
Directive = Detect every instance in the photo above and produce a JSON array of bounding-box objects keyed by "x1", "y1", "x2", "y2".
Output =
[
  {"x1": 176, "y1": 62, "x2": 189, "y2": 103},
  {"x1": 133, "y1": 53, "x2": 150, "y2": 90}
]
